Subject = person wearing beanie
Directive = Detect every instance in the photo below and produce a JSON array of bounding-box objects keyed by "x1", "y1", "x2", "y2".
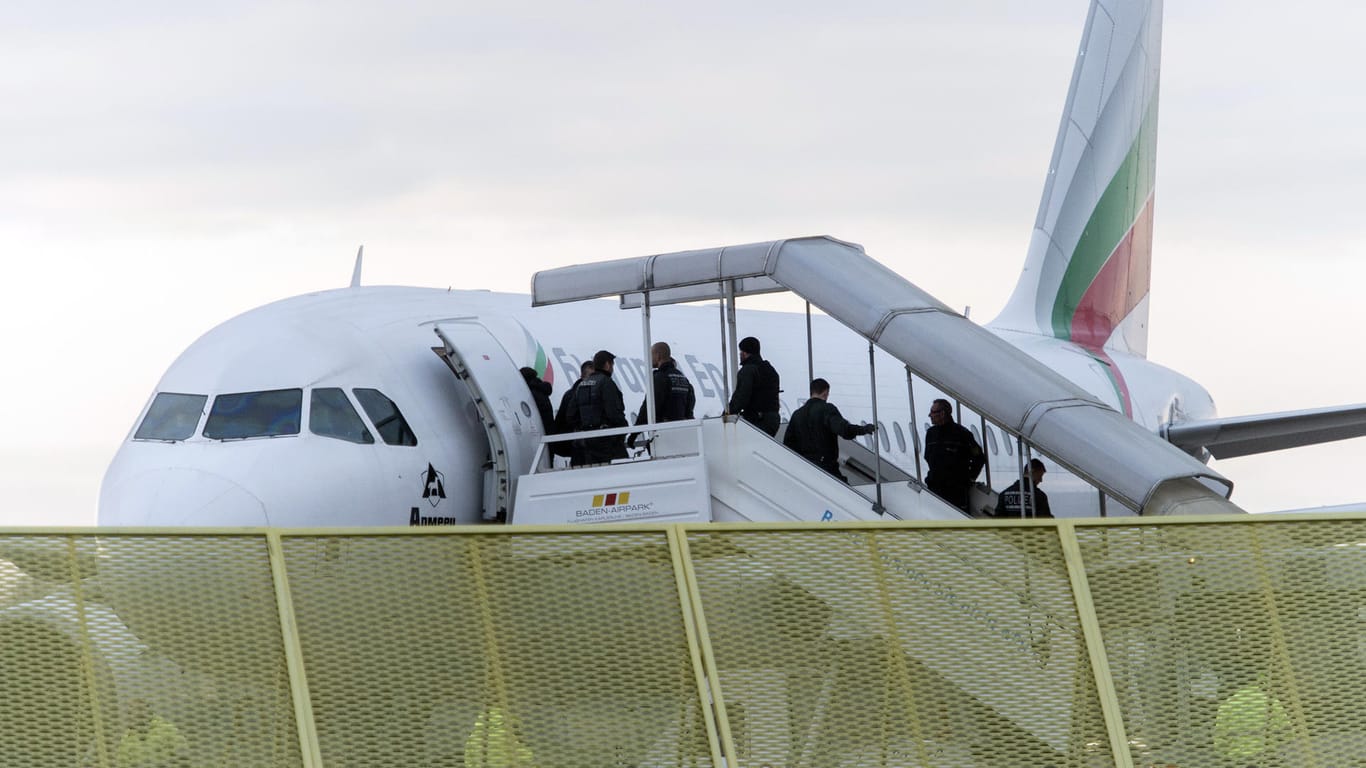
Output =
[{"x1": 727, "y1": 336, "x2": 781, "y2": 436}]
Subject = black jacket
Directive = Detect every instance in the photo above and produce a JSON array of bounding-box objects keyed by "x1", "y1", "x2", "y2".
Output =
[
  {"x1": 995, "y1": 479, "x2": 1052, "y2": 518},
  {"x1": 634, "y1": 359, "x2": 696, "y2": 425},
  {"x1": 550, "y1": 380, "x2": 583, "y2": 459},
  {"x1": 554, "y1": 382, "x2": 581, "y2": 435},
  {"x1": 728, "y1": 355, "x2": 780, "y2": 435},
  {"x1": 520, "y1": 368, "x2": 555, "y2": 433},
  {"x1": 573, "y1": 368, "x2": 628, "y2": 464},
  {"x1": 924, "y1": 422, "x2": 985, "y2": 490},
  {"x1": 783, "y1": 398, "x2": 869, "y2": 477}
]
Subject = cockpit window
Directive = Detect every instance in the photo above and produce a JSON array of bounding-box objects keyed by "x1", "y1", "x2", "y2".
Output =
[
  {"x1": 204, "y1": 389, "x2": 302, "y2": 440},
  {"x1": 353, "y1": 388, "x2": 418, "y2": 446},
  {"x1": 134, "y1": 393, "x2": 207, "y2": 441},
  {"x1": 310, "y1": 388, "x2": 374, "y2": 444}
]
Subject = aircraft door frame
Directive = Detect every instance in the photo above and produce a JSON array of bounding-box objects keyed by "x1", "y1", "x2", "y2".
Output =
[{"x1": 433, "y1": 322, "x2": 543, "y2": 522}]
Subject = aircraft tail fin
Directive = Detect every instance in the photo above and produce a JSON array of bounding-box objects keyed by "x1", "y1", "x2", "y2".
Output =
[{"x1": 991, "y1": 0, "x2": 1162, "y2": 359}]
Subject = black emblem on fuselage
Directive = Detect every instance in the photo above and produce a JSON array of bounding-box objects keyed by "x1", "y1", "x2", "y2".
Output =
[{"x1": 422, "y1": 463, "x2": 446, "y2": 507}]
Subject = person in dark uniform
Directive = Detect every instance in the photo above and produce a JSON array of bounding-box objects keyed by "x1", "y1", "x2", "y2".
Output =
[
  {"x1": 924, "y1": 398, "x2": 985, "y2": 512},
  {"x1": 520, "y1": 367, "x2": 555, "y2": 431},
  {"x1": 551, "y1": 359, "x2": 595, "y2": 461},
  {"x1": 727, "y1": 336, "x2": 780, "y2": 436},
  {"x1": 573, "y1": 350, "x2": 628, "y2": 465},
  {"x1": 783, "y1": 378, "x2": 877, "y2": 482},
  {"x1": 629, "y1": 342, "x2": 696, "y2": 449},
  {"x1": 633, "y1": 342, "x2": 696, "y2": 425},
  {"x1": 995, "y1": 458, "x2": 1052, "y2": 518}
]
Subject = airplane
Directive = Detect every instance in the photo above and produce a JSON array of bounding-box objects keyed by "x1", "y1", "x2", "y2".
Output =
[{"x1": 97, "y1": 0, "x2": 1366, "y2": 529}]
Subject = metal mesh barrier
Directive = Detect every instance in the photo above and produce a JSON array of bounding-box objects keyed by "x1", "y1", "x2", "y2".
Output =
[
  {"x1": 1076, "y1": 519, "x2": 1366, "y2": 768},
  {"x1": 1, "y1": 518, "x2": 1364, "y2": 767},
  {"x1": 0, "y1": 534, "x2": 298, "y2": 768},
  {"x1": 685, "y1": 525, "x2": 1113, "y2": 767},
  {"x1": 281, "y1": 530, "x2": 717, "y2": 767}
]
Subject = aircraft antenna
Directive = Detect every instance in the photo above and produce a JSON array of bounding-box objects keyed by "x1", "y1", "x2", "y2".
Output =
[{"x1": 350, "y1": 245, "x2": 364, "y2": 288}]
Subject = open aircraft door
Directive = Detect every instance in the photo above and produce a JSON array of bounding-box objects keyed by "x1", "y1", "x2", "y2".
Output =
[{"x1": 433, "y1": 322, "x2": 543, "y2": 522}]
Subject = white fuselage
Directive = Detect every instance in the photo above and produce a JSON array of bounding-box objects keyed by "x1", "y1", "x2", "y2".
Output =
[{"x1": 99, "y1": 287, "x2": 1217, "y2": 525}]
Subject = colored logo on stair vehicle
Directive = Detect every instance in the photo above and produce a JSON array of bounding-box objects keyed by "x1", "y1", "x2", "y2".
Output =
[{"x1": 592, "y1": 492, "x2": 630, "y2": 507}]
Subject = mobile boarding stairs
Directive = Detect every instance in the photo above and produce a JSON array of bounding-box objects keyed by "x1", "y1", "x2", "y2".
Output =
[{"x1": 506, "y1": 237, "x2": 1243, "y2": 525}]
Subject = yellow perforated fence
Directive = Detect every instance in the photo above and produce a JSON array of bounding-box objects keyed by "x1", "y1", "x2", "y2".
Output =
[{"x1": 0, "y1": 516, "x2": 1363, "y2": 767}]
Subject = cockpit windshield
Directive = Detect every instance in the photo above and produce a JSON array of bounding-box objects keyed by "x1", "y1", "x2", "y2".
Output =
[
  {"x1": 353, "y1": 388, "x2": 418, "y2": 446},
  {"x1": 204, "y1": 389, "x2": 302, "y2": 440},
  {"x1": 134, "y1": 393, "x2": 207, "y2": 441},
  {"x1": 310, "y1": 388, "x2": 374, "y2": 444}
]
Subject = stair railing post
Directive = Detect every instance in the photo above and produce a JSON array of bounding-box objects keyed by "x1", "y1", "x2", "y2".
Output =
[
  {"x1": 869, "y1": 342, "x2": 883, "y2": 514},
  {"x1": 805, "y1": 300, "x2": 814, "y2": 386},
  {"x1": 906, "y1": 366, "x2": 922, "y2": 484},
  {"x1": 641, "y1": 290, "x2": 655, "y2": 429},
  {"x1": 718, "y1": 287, "x2": 731, "y2": 409},
  {"x1": 725, "y1": 280, "x2": 738, "y2": 409},
  {"x1": 980, "y1": 414, "x2": 992, "y2": 489}
]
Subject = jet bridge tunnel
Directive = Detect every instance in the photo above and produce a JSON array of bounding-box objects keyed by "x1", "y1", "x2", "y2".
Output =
[{"x1": 529, "y1": 236, "x2": 1243, "y2": 517}]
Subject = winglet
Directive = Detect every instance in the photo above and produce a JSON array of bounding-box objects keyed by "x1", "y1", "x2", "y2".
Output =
[{"x1": 350, "y1": 245, "x2": 364, "y2": 288}]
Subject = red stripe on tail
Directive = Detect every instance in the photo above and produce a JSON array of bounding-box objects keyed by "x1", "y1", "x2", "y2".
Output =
[{"x1": 1070, "y1": 196, "x2": 1154, "y2": 350}]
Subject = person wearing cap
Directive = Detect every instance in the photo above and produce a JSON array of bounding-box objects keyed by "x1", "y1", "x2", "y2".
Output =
[
  {"x1": 995, "y1": 458, "x2": 1052, "y2": 518},
  {"x1": 573, "y1": 350, "x2": 628, "y2": 465},
  {"x1": 727, "y1": 336, "x2": 781, "y2": 437},
  {"x1": 783, "y1": 378, "x2": 876, "y2": 482}
]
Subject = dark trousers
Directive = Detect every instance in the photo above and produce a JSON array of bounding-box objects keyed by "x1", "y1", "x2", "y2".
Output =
[
  {"x1": 744, "y1": 411, "x2": 780, "y2": 437},
  {"x1": 928, "y1": 479, "x2": 970, "y2": 513}
]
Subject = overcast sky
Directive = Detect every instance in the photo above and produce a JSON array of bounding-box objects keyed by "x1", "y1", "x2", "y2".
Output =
[{"x1": 3, "y1": 0, "x2": 1363, "y2": 525}]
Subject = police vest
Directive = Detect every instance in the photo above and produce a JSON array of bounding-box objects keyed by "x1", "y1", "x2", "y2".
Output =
[{"x1": 575, "y1": 373, "x2": 609, "y2": 429}]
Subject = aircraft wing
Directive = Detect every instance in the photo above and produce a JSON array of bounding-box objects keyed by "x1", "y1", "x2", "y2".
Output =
[{"x1": 1165, "y1": 403, "x2": 1366, "y2": 459}]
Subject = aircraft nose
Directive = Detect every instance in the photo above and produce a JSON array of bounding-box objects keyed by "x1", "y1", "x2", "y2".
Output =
[{"x1": 99, "y1": 468, "x2": 268, "y2": 527}]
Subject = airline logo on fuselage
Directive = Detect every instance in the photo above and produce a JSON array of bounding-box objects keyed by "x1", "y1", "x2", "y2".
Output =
[
  {"x1": 422, "y1": 463, "x2": 446, "y2": 507},
  {"x1": 410, "y1": 463, "x2": 456, "y2": 525}
]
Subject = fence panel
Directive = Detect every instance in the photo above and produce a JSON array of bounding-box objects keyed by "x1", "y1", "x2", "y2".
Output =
[
  {"x1": 1076, "y1": 518, "x2": 1366, "y2": 768},
  {"x1": 683, "y1": 524, "x2": 1115, "y2": 768},
  {"x1": 0, "y1": 533, "x2": 300, "y2": 768},
  {"x1": 281, "y1": 530, "x2": 717, "y2": 767}
]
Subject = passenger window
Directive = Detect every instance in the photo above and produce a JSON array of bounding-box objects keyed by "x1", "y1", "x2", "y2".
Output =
[
  {"x1": 893, "y1": 422, "x2": 906, "y2": 453},
  {"x1": 877, "y1": 422, "x2": 890, "y2": 452},
  {"x1": 986, "y1": 425, "x2": 999, "y2": 455},
  {"x1": 1004, "y1": 432, "x2": 1014, "y2": 456},
  {"x1": 353, "y1": 388, "x2": 418, "y2": 446},
  {"x1": 134, "y1": 393, "x2": 207, "y2": 441},
  {"x1": 970, "y1": 424, "x2": 982, "y2": 444},
  {"x1": 204, "y1": 389, "x2": 302, "y2": 440},
  {"x1": 310, "y1": 388, "x2": 374, "y2": 444}
]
